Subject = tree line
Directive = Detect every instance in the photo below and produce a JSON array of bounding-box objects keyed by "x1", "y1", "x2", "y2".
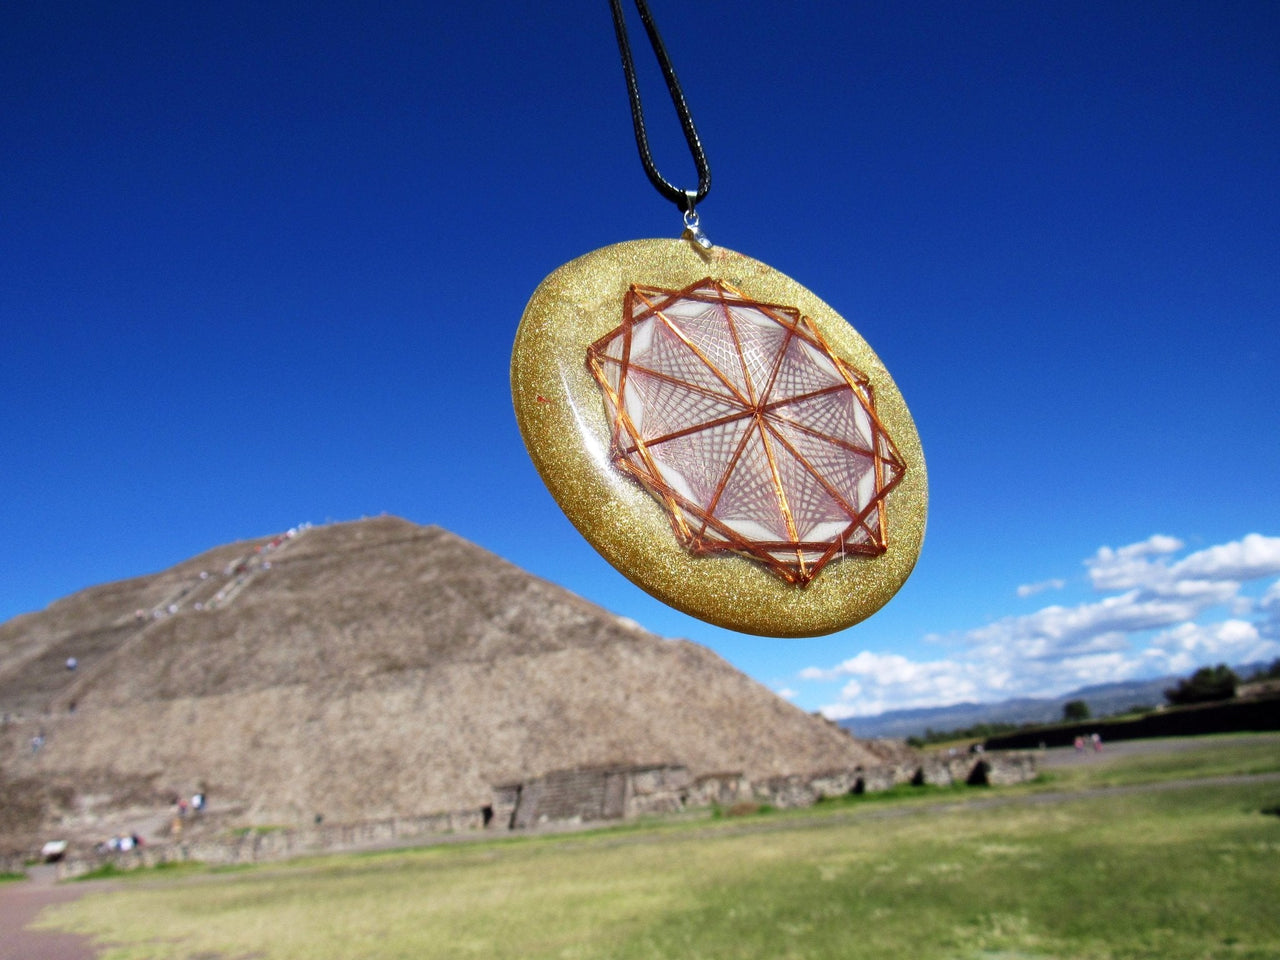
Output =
[{"x1": 905, "y1": 658, "x2": 1280, "y2": 748}]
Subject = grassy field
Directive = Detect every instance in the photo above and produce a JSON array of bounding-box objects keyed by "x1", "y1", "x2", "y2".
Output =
[
  {"x1": 36, "y1": 733, "x2": 1280, "y2": 960},
  {"x1": 1031, "y1": 732, "x2": 1280, "y2": 789}
]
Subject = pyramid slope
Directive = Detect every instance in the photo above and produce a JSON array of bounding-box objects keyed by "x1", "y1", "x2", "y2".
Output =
[{"x1": 1, "y1": 517, "x2": 880, "y2": 833}]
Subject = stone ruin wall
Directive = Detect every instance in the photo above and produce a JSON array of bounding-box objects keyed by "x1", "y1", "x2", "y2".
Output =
[{"x1": 20, "y1": 750, "x2": 1038, "y2": 878}]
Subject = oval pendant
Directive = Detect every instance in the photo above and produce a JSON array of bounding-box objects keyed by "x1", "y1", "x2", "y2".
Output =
[{"x1": 512, "y1": 238, "x2": 927, "y2": 637}]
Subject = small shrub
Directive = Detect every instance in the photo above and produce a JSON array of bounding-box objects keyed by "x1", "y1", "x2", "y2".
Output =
[
  {"x1": 1165, "y1": 664, "x2": 1239, "y2": 705},
  {"x1": 151, "y1": 859, "x2": 202, "y2": 873},
  {"x1": 724, "y1": 802, "x2": 776, "y2": 817},
  {"x1": 73, "y1": 862, "x2": 126, "y2": 881},
  {"x1": 1062, "y1": 699, "x2": 1090, "y2": 721}
]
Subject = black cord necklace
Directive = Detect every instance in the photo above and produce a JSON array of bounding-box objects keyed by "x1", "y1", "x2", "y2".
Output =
[
  {"x1": 511, "y1": 1, "x2": 928, "y2": 637},
  {"x1": 607, "y1": 0, "x2": 711, "y2": 215}
]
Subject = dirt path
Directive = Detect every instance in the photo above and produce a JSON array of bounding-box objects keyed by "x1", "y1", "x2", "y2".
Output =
[{"x1": 0, "y1": 867, "x2": 104, "y2": 960}]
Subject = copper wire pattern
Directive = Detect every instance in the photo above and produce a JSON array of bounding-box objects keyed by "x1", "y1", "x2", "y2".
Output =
[{"x1": 586, "y1": 278, "x2": 907, "y2": 585}]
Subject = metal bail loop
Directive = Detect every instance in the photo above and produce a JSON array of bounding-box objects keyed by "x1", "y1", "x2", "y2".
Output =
[{"x1": 681, "y1": 190, "x2": 713, "y2": 250}]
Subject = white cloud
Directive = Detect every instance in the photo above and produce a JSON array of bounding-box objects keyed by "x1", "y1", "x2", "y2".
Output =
[
  {"x1": 1230, "y1": 595, "x2": 1256, "y2": 617},
  {"x1": 1147, "y1": 578, "x2": 1241, "y2": 603},
  {"x1": 1171, "y1": 534, "x2": 1280, "y2": 582},
  {"x1": 811, "y1": 652, "x2": 995, "y2": 719},
  {"x1": 1144, "y1": 620, "x2": 1279, "y2": 676},
  {"x1": 806, "y1": 533, "x2": 1280, "y2": 718},
  {"x1": 1086, "y1": 533, "x2": 1280, "y2": 595},
  {"x1": 964, "y1": 590, "x2": 1212, "y2": 660},
  {"x1": 776, "y1": 687, "x2": 797, "y2": 700},
  {"x1": 1086, "y1": 535, "x2": 1183, "y2": 590},
  {"x1": 1016, "y1": 578, "x2": 1065, "y2": 598},
  {"x1": 1263, "y1": 580, "x2": 1280, "y2": 607},
  {"x1": 1254, "y1": 579, "x2": 1280, "y2": 640},
  {"x1": 1125, "y1": 534, "x2": 1185, "y2": 557}
]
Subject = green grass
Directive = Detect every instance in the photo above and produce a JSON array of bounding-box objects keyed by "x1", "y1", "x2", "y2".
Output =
[
  {"x1": 34, "y1": 733, "x2": 1280, "y2": 960},
  {"x1": 228, "y1": 824, "x2": 289, "y2": 837},
  {"x1": 71, "y1": 859, "x2": 206, "y2": 882},
  {"x1": 1032, "y1": 732, "x2": 1280, "y2": 791},
  {"x1": 821, "y1": 781, "x2": 973, "y2": 806},
  {"x1": 0, "y1": 870, "x2": 27, "y2": 883},
  {"x1": 68, "y1": 862, "x2": 127, "y2": 882}
]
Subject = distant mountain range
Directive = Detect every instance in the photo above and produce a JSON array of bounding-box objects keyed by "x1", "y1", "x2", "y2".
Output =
[
  {"x1": 840, "y1": 676, "x2": 1179, "y2": 740},
  {"x1": 841, "y1": 662, "x2": 1273, "y2": 739}
]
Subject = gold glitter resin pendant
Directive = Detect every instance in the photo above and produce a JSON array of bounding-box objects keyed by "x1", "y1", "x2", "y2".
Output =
[{"x1": 512, "y1": 237, "x2": 927, "y2": 637}]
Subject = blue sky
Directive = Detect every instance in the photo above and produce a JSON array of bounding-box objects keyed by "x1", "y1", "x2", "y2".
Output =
[{"x1": 3, "y1": 0, "x2": 1278, "y2": 720}]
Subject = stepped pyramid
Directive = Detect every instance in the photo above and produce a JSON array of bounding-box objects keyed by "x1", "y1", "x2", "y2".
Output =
[{"x1": 0, "y1": 516, "x2": 884, "y2": 845}]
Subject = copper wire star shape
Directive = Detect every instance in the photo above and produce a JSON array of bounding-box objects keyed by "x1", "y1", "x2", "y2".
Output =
[{"x1": 586, "y1": 278, "x2": 907, "y2": 585}]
